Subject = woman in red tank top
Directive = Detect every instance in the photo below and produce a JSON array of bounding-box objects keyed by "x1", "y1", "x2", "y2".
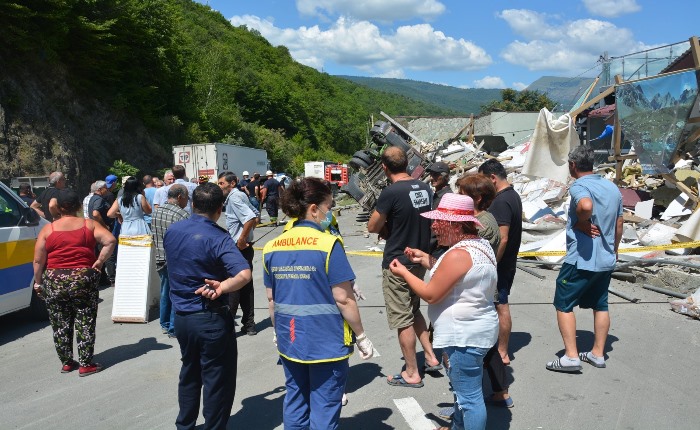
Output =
[{"x1": 33, "y1": 189, "x2": 116, "y2": 377}]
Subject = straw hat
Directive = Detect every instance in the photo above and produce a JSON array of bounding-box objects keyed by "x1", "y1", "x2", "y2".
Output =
[{"x1": 420, "y1": 193, "x2": 482, "y2": 226}]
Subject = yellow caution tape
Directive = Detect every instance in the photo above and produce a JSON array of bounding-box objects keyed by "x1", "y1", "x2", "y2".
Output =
[
  {"x1": 346, "y1": 250, "x2": 384, "y2": 257},
  {"x1": 118, "y1": 234, "x2": 153, "y2": 247},
  {"x1": 518, "y1": 240, "x2": 700, "y2": 258},
  {"x1": 258, "y1": 241, "x2": 700, "y2": 259}
]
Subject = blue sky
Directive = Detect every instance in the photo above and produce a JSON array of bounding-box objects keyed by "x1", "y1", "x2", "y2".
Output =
[{"x1": 196, "y1": 0, "x2": 695, "y2": 90}]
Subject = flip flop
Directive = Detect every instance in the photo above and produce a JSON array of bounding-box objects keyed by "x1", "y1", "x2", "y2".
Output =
[
  {"x1": 387, "y1": 374, "x2": 424, "y2": 388},
  {"x1": 545, "y1": 357, "x2": 582, "y2": 373},
  {"x1": 424, "y1": 362, "x2": 444, "y2": 372},
  {"x1": 579, "y1": 352, "x2": 606, "y2": 368}
]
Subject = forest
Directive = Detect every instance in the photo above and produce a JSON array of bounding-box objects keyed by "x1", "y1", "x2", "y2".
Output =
[{"x1": 0, "y1": 0, "x2": 461, "y2": 176}]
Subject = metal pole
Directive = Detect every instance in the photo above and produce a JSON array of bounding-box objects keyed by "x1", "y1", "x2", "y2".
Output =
[
  {"x1": 609, "y1": 287, "x2": 640, "y2": 303},
  {"x1": 516, "y1": 265, "x2": 546, "y2": 280},
  {"x1": 641, "y1": 284, "x2": 688, "y2": 299}
]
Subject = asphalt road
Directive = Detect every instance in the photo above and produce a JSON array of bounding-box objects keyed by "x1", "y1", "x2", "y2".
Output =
[{"x1": 1, "y1": 207, "x2": 698, "y2": 429}]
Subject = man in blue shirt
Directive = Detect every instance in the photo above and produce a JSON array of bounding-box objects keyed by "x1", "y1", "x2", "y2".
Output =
[
  {"x1": 164, "y1": 182, "x2": 252, "y2": 430},
  {"x1": 217, "y1": 171, "x2": 259, "y2": 335},
  {"x1": 546, "y1": 145, "x2": 623, "y2": 373}
]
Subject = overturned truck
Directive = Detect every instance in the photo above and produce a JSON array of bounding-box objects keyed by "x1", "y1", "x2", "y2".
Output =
[{"x1": 343, "y1": 114, "x2": 475, "y2": 212}]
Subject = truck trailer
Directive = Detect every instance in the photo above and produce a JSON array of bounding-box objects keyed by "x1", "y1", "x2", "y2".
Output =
[{"x1": 172, "y1": 143, "x2": 268, "y2": 181}]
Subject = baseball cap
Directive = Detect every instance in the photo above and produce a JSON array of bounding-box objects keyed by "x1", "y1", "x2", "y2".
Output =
[
  {"x1": 105, "y1": 174, "x2": 118, "y2": 187},
  {"x1": 266, "y1": 170, "x2": 273, "y2": 176},
  {"x1": 242, "y1": 171, "x2": 249, "y2": 176},
  {"x1": 427, "y1": 161, "x2": 450, "y2": 175}
]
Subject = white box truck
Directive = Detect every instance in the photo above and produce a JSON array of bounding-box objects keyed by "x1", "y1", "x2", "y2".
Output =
[
  {"x1": 172, "y1": 143, "x2": 268, "y2": 180},
  {"x1": 304, "y1": 161, "x2": 325, "y2": 179}
]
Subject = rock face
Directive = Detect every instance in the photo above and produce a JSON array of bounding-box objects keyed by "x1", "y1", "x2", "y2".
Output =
[{"x1": 0, "y1": 57, "x2": 170, "y2": 193}]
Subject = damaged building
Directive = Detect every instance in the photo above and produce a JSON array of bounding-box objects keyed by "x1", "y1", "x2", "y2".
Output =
[{"x1": 343, "y1": 36, "x2": 700, "y2": 319}]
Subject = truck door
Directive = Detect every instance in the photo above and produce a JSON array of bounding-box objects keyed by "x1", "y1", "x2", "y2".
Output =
[{"x1": 0, "y1": 184, "x2": 42, "y2": 316}]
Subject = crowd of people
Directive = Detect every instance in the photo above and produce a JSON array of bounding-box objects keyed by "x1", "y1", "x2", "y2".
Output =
[{"x1": 24, "y1": 144, "x2": 622, "y2": 429}]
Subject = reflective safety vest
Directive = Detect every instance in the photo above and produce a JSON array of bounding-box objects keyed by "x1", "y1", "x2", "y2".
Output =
[{"x1": 263, "y1": 224, "x2": 354, "y2": 363}]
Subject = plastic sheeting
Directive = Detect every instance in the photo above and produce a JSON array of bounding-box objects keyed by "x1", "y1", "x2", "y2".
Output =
[{"x1": 522, "y1": 108, "x2": 579, "y2": 184}]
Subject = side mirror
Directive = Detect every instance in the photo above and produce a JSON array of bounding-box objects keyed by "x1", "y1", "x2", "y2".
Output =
[{"x1": 20, "y1": 205, "x2": 40, "y2": 226}]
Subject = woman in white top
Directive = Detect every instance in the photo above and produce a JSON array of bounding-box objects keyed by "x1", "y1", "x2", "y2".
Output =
[
  {"x1": 108, "y1": 177, "x2": 151, "y2": 235},
  {"x1": 389, "y1": 193, "x2": 498, "y2": 430}
]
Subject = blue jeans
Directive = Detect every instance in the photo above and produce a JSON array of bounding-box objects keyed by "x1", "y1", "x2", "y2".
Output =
[
  {"x1": 159, "y1": 266, "x2": 176, "y2": 335},
  {"x1": 281, "y1": 357, "x2": 348, "y2": 430},
  {"x1": 248, "y1": 196, "x2": 260, "y2": 211},
  {"x1": 444, "y1": 345, "x2": 490, "y2": 430}
]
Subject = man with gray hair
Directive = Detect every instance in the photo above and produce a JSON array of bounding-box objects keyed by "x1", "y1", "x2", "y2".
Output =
[
  {"x1": 82, "y1": 181, "x2": 102, "y2": 218},
  {"x1": 31, "y1": 171, "x2": 67, "y2": 221},
  {"x1": 153, "y1": 170, "x2": 175, "y2": 210},
  {"x1": 546, "y1": 145, "x2": 623, "y2": 373},
  {"x1": 152, "y1": 184, "x2": 190, "y2": 337}
]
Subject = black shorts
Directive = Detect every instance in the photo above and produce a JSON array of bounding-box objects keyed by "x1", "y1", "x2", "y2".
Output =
[{"x1": 495, "y1": 267, "x2": 516, "y2": 304}]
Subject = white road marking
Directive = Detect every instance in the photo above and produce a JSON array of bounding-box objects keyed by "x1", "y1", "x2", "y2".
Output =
[{"x1": 393, "y1": 397, "x2": 436, "y2": 430}]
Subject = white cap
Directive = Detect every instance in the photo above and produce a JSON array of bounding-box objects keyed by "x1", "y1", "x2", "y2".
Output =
[
  {"x1": 242, "y1": 171, "x2": 249, "y2": 176},
  {"x1": 266, "y1": 170, "x2": 273, "y2": 176}
]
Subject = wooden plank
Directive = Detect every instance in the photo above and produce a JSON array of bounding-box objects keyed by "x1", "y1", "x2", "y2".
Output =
[
  {"x1": 690, "y1": 36, "x2": 700, "y2": 70},
  {"x1": 569, "y1": 86, "x2": 616, "y2": 117},
  {"x1": 614, "y1": 108, "x2": 623, "y2": 181},
  {"x1": 681, "y1": 127, "x2": 700, "y2": 147},
  {"x1": 662, "y1": 174, "x2": 700, "y2": 203}
]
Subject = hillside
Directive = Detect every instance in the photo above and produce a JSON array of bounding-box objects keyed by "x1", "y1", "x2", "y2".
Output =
[
  {"x1": 525, "y1": 76, "x2": 599, "y2": 111},
  {"x1": 0, "y1": 0, "x2": 456, "y2": 189},
  {"x1": 338, "y1": 76, "x2": 501, "y2": 115}
]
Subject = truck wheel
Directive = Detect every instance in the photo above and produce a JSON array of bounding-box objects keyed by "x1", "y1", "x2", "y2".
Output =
[
  {"x1": 349, "y1": 157, "x2": 369, "y2": 170},
  {"x1": 28, "y1": 289, "x2": 49, "y2": 321},
  {"x1": 353, "y1": 150, "x2": 373, "y2": 165}
]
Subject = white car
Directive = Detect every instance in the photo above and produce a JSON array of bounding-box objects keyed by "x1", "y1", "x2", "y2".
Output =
[{"x1": 0, "y1": 181, "x2": 48, "y2": 318}]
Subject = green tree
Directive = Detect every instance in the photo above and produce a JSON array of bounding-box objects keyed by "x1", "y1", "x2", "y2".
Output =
[
  {"x1": 481, "y1": 89, "x2": 556, "y2": 114},
  {"x1": 108, "y1": 160, "x2": 139, "y2": 191}
]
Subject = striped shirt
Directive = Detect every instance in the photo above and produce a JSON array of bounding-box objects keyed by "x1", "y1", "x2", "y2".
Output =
[{"x1": 152, "y1": 203, "x2": 189, "y2": 264}]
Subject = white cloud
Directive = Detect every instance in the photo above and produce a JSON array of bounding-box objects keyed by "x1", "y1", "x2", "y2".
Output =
[
  {"x1": 473, "y1": 76, "x2": 506, "y2": 89},
  {"x1": 512, "y1": 82, "x2": 528, "y2": 90},
  {"x1": 498, "y1": 9, "x2": 649, "y2": 72},
  {"x1": 582, "y1": 0, "x2": 641, "y2": 18},
  {"x1": 230, "y1": 15, "x2": 492, "y2": 75},
  {"x1": 296, "y1": 0, "x2": 446, "y2": 22}
]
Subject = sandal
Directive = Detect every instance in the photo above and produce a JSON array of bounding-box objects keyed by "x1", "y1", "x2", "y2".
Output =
[
  {"x1": 545, "y1": 357, "x2": 582, "y2": 373},
  {"x1": 579, "y1": 351, "x2": 606, "y2": 368},
  {"x1": 387, "y1": 374, "x2": 424, "y2": 388}
]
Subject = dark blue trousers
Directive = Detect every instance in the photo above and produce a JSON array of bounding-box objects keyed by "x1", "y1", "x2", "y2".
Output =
[
  {"x1": 281, "y1": 357, "x2": 348, "y2": 430},
  {"x1": 174, "y1": 310, "x2": 237, "y2": 430}
]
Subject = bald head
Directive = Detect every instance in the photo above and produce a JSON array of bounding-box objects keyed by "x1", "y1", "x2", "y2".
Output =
[{"x1": 381, "y1": 146, "x2": 408, "y2": 174}]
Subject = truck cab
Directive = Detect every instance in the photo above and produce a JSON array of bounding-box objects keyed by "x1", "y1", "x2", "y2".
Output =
[{"x1": 0, "y1": 181, "x2": 48, "y2": 318}]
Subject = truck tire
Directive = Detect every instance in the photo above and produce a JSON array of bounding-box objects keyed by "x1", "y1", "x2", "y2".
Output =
[
  {"x1": 28, "y1": 289, "x2": 49, "y2": 321},
  {"x1": 349, "y1": 157, "x2": 369, "y2": 171},
  {"x1": 353, "y1": 150, "x2": 374, "y2": 165}
]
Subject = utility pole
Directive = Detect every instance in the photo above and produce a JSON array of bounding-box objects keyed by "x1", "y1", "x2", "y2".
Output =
[{"x1": 600, "y1": 51, "x2": 611, "y2": 86}]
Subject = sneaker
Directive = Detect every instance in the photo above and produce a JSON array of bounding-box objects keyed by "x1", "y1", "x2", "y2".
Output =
[
  {"x1": 246, "y1": 328, "x2": 258, "y2": 336},
  {"x1": 61, "y1": 360, "x2": 79, "y2": 373},
  {"x1": 79, "y1": 363, "x2": 103, "y2": 377}
]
